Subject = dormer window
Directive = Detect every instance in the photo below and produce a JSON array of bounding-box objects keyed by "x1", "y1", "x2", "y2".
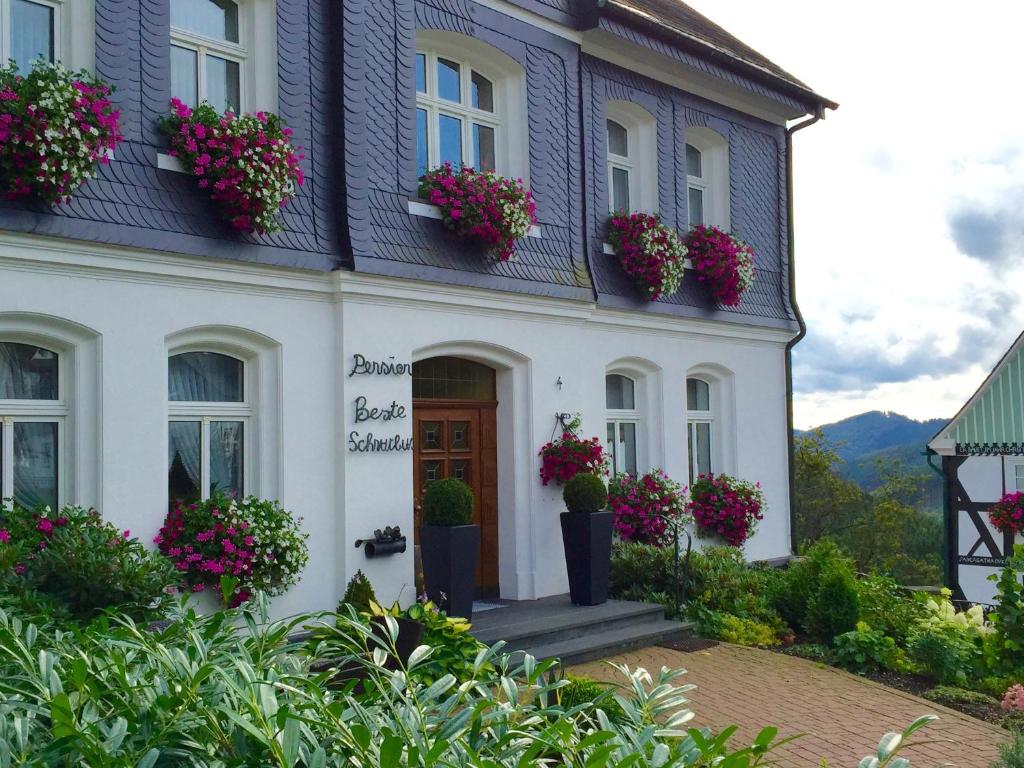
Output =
[
  {"x1": 170, "y1": 0, "x2": 244, "y2": 113},
  {"x1": 685, "y1": 128, "x2": 730, "y2": 229},
  {"x1": 414, "y1": 31, "x2": 527, "y2": 182},
  {"x1": 605, "y1": 101, "x2": 657, "y2": 213},
  {"x1": 2, "y1": 0, "x2": 57, "y2": 71}
]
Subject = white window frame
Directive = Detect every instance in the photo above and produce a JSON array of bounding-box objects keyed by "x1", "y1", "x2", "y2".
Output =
[
  {"x1": 167, "y1": 347, "x2": 252, "y2": 502},
  {"x1": 685, "y1": 127, "x2": 730, "y2": 230},
  {"x1": 0, "y1": 0, "x2": 94, "y2": 72},
  {"x1": 414, "y1": 30, "x2": 527, "y2": 183},
  {"x1": 0, "y1": 340, "x2": 66, "y2": 508},
  {"x1": 686, "y1": 376, "x2": 714, "y2": 484},
  {"x1": 605, "y1": 101, "x2": 657, "y2": 214},
  {"x1": 605, "y1": 372, "x2": 641, "y2": 476},
  {"x1": 1009, "y1": 459, "x2": 1024, "y2": 493},
  {"x1": 169, "y1": 0, "x2": 278, "y2": 114},
  {"x1": 606, "y1": 118, "x2": 632, "y2": 212},
  {"x1": 0, "y1": 0, "x2": 60, "y2": 68}
]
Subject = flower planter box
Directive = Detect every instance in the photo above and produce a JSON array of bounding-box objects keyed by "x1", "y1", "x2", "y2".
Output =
[
  {"x1": 560, "y1": 510, "x2": 614, "y2": 606},
  {"x1": 420, "y1": 523, "x2": 479, "y2": 620}
]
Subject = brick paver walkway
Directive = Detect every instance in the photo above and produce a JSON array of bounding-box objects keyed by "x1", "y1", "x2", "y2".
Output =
[{"x1": 571, "y1": 643, "x2": 1007, "y2": 767}]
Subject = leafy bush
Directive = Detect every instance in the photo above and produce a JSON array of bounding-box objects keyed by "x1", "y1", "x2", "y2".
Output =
[
  {"x1": 804, "y1": 568, "x2": 859, "y2": 643},
  {"x1": 855, "y1": 573, "x2": 928, "y2": 644},
  {"x1": 421, "y1": 478, "x2": 474, "y2": 526},
  {"x1": 340, "y1": 569, "x2": 376, "y2": 614},
  {"x1": 687, "y1": 546, "x2": 786, "y2": 630},
  {"x1": 907, "y1": 625, "x2": 984, "y2": 685},
  {"x1": 715, "y1": 613, "x2": 780, "y2": 647},
  {"x1": 156, "y1": 492, "x2": 309, "y2": 605},
  {"x1": 922, "y1": 685, "x2": 998, "y2": 709},
  {"x1": 769, "y1": 538, "x2": 853, "y2": 633},
  {"x1": 783, "y1": 643, "x2": 833, "y2": 663},
  {"x1": 989, "y1": 545, "x2": 1024, "y2": 674},
  {"x1": 0, "y1": 503, "x2": 175, "y2": 621},
  {"x1": 833, "y1": 622, "x2": 899, "y2": 674},
  {"x1": 562, "y1": 472, "x2": 608, "y2": 514},
  {"x1": 993, "y1": 728, "x2": 1024, "y2": 768},
  {"x1": 557, "y1": 676, "x2": 626, "y2": 722},
  {"x1": 609, "y1": 541, "x2": 676, "y2": 603}
]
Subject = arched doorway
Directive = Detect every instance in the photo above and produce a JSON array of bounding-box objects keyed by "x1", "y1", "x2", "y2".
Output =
[{"x1": 412, "y1": 356, "x2": 499, "y2": 596}]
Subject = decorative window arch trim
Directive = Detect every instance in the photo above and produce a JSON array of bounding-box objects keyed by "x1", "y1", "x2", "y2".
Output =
[
  {"x1": 686, "y1": 363, "x2": 736, "y2": 482},
  {"x1": 685, "y1": 126, "x2": 730, "y2": 230},
  {"x1": 165, "y1": 325, "x2": 282, "y2": 502},
  {"x1": 414, "y1": 29, "x2": 529, "y2": 184},
  {"x1": 605, "y1": 101, "x2": 658, "y2": 215},
  {"x1": 0, "y1": 313, "x2": 101, "y2": 510}
]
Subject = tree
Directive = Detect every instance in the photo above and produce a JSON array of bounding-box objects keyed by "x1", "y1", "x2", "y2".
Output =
[{"x1": 793, "y1": 430, "x2": 863, "y2": 543}]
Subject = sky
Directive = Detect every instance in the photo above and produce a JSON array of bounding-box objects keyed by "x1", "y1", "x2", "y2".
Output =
[{"x1": 684, "y1": 1, "x2": 1024, "y2": 429}]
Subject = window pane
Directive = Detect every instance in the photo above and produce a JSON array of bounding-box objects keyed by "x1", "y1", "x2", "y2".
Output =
[
  {"x1": 415, "y1": 53, "x2": 427, "y2": 93},
  {"x1": 171, "y1": 0, "x2": 239, "y2": 43},
  {"x1": 471, "y1": 71, "x2": 493, "y2": 111},
  {"x1": 612, "y1": 167, "x2": 630, "y2": 212},
  {"x1": 1016, "y1": 464, "x2": 1024, "y2": 491},
  {"x1": 687, "y1": 378, "x2": 710, "y2": 411},
  {"x1": 473, "y1": 124, "x2": 495, "y2": 171},
  {"x1": 686, "y1": 143, "x2": 702, "y2": 177},
  {"x1": 0, "y1": 343, "x2": 57, "y2": 400},
  {"x1": 416, "y1": 108, "x2": 429, "y2": 177},
  {"x1": 10, "y1": 0, "x2": 54, "y2": 72},
  {"x1": 619, "y1": 422, "x2": 638, "y2": 475},
  {"x1": 13, "y1": 421, "x2": 57, "y2": 510},
  {"x1": 437, "y1": 58, "x2": 461, "y2": 103},
  {"x1": 168, "y1": 421, "x2": 202, "y2": 507},
  {"x1": 412, "y1": 357, "x2": 496, "y2": 400},
  {"x1": 695, "y1": 422, "x2": 712, "y2": 477},
  {"x1": 607, "y1": 119, "x2": 628, "y2": 157},
  {"x1": 206, "y1": 54, "x2": 241, "y2": 113},
  {"x1": 169, "y1": 352, "x2": 244, "y2": 403},
  {"x1": 438, "y1": 114, "x2": 462, "y2": 168},
  {"x1": 688, "y1": 186, "x2": 704, "y2": 227},
  {"x1": 170, "y1": 45, "x2": 199, "y2": 107},
  {"x1": 210, "y1": 421, "x2": 243, "y2": 497},
  {"x1": 605, "y1": 374, "x2": 635, "y2": 410}
]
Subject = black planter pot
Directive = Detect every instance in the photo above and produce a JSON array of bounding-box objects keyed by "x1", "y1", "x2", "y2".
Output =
[
  {"x1": 420, "y1": 523, "x2": 479, "y2": 620},
  {"x1": 560, "y1": 510, "x2": 614, "y2": 606},
  {"x1": 372, "y1": 616, "x2": 425, "y2": 665}
]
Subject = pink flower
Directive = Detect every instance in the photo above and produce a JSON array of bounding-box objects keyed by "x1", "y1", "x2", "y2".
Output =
[{"x1": 0, "y1": 529, "x2": 9, "y2": 544}]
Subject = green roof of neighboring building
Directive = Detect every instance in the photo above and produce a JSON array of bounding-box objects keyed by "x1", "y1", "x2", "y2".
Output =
[{"x1": 931, "y1": 330, "x2": 1024, "y2": 453}]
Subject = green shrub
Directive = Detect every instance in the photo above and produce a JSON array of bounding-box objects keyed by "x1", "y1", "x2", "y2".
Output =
[
  {"x1": 421, "y1": 478, "x2": 474, "y2": 526},
  {"x1": 609, "y1": 541, "x2": 676, "y2": 601},
  {"x1": 717, "y1": 613, "x2": 780, "y2": 647},
  {"x1": 687, "y1": 546, "x2": 785, "y2": 630},
  {"x1": 769, "y1": 538, "x2": 853, "y2": 632},
  {"x1": 340, "y1": 569, "x2": 376, "y2": 614},
  {"x1": 922, "y1": 685, "x2": 997, "y2": 709},
  {"x1": 400, "y1": 600, "x2": 486, "y2": 684},
  {"x1": 0, "y1": 503, "x2": 176, "y2": 622},
  {"x1": 558, "y1": 676, "x2": 626, "y2": 721},
  {"x1": 907, "y1": 625, "x2": 984, "y2": 686},
  {"x1": 562, "y1": 472, "x2": 608, "y2": 514},
  {"x1": 783, "y1": 642, "x2": 833, "y2": 663},
  {"x1": 804, "y1": 568, "x2": 859, "y2": 642},
  {"x1": 833, "y1": 622, "x2": 898, "y2": 674},
  {"x1": 990, "y1": 545, "x2": 1024, "y2": 674},
  {"x1": 855, "y1": 573, "x2": 928, "y2": 644},
  {"x1": 993, "y1": 728, "x2": 1024, "y2": 767}
]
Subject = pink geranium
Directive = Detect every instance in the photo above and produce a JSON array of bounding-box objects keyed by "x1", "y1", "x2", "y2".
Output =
[
  {"x1": 608, "y1": 469, "x2": 687, "y2": 546},
  {"x1": 1002, "y1": 684, "x2": 1024, "y2": 712},
  {"x1": 685, "y1": 225, "x2": 755, "y2": 306},
  {"x1": 419, "y1": 162, "x2": 537, "y2": 261},
  {"x1": 539, "y1": 432, "x2": 609, "y2": 485},
  {"x1": 688, "y1": 473, "x2": 765, "y2": 547},
  {"x1": 607, "y1": 212, "x2": 687, "y2": 301},
  {"x1": 990, "y1": 492, "x2": 1024, "y2": 537}
]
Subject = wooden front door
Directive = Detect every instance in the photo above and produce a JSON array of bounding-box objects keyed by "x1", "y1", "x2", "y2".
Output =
[{"x1": 413, "y1": 400, "x2": 499, "y2": 596}]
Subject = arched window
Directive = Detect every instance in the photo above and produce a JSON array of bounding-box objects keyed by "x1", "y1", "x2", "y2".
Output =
[
  {"x1": 605, "y1": 101, "x2": 657, "y2": 214},
  {"x1": 415, "y1": 31, "x2": 527, "y2": 180},
  {"x1": 170, "y1": 0, "x2": 277, "y2": 113},
  {"x1": 686, "y1": 377, "x2": 713, "y2": 483},
  {"x1": 685, "y1": 127, "x2": 729, "y2": 229},
  {"x1": 605, "y1": 373, "x2": 639, "y2": 475},
  {"x1": 168, "y1": 350, "x2": 250, "y2": 506},
  {"x1": 0, "y1": 341, "x2": 62, "y2": 509}
]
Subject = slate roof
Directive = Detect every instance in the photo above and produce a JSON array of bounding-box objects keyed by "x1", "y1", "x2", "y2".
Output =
[{"x1": 600, "y1": 0, "x2": 838, "y2": 111}]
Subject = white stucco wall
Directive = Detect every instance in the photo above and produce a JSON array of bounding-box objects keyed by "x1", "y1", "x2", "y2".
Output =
[{"x1": 0, "y1": 235, "x2": 796, "y2": 615}]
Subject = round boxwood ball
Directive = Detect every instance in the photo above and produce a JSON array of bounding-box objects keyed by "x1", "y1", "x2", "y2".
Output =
[
  {"x1": 563, "y1": 472, "x2": 608, "y2": 514},
  {"x1": 422, "y1": 478, "x2": 474, "y2": 526}
]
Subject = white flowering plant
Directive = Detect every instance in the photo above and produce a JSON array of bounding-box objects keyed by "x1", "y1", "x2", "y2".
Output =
[
  {"x1": 919, "y1": 588, "x2": 992, "y2": 636},
  {"x1": 156, "y1": 492, "x2": 309, "y2": 606},
  {"x1": 160, "y1": 98, "x2": 304, "y2": 235},
  {"x1": 0, "y1": 60, "x2": 123, "y2": 204}
]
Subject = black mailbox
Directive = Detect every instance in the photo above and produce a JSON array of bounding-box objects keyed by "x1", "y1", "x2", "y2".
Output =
[{"x1": 354, "y1": 526, "x2": 407, "y2": 558}]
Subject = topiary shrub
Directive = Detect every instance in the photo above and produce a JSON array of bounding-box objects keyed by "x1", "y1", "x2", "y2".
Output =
[
  {"x1": 340, "y1": 569, "x2": 376, "y2": 614},
  {"x1": 768, "y1": 538, "x2": 853, "y2": 631},
  {"x1": 563, "y1": 472, "x2": 608, "y2": 514},
  {"x1": 804, "y1": 569, "x2": 859, "y2": 642},
  {"x1": 421, "y1": 479, "x2": 474, "y2": 526},
  {"x1": 558, "y1": 676, "x2": 626, "y2": 722}
]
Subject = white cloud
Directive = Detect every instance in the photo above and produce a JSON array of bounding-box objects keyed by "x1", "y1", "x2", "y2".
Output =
[{"x1": 685, "y1": 0, "x2": 1024, "y2": 428}]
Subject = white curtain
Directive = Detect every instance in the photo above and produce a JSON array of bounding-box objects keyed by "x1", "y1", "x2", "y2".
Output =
[
  {"x1": 168, "y1": 352, "x2": 242, "y2": 403},
  {"x1": 0, "y1": 342, "x2": 58, "y2": 400}
]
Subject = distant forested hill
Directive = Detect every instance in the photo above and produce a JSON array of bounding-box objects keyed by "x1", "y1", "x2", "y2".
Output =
[{"x1": 798, "y1": 411, "x2": 948, "y2": 509}]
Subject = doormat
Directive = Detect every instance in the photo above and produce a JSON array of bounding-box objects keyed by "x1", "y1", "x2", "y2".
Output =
[
  {"x1": 472, "y1": 602, "x2": 507, "y2": 613},
  {"x1": 658, "y1": 636, "x2": 719, "y2": 653}
]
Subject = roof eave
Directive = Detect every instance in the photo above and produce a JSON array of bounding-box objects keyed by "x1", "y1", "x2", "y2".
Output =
[{"x1": 599, "y1": 0, "x2": 838, "y2": 114}]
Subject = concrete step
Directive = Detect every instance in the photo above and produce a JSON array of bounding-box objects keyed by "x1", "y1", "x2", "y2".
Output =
[
  {"x1": 472, "y1": 598, "x2": 665, "y2": 648},
  {"x1": 514, "y1": 618, "x2": 693, "y2": 666}
]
